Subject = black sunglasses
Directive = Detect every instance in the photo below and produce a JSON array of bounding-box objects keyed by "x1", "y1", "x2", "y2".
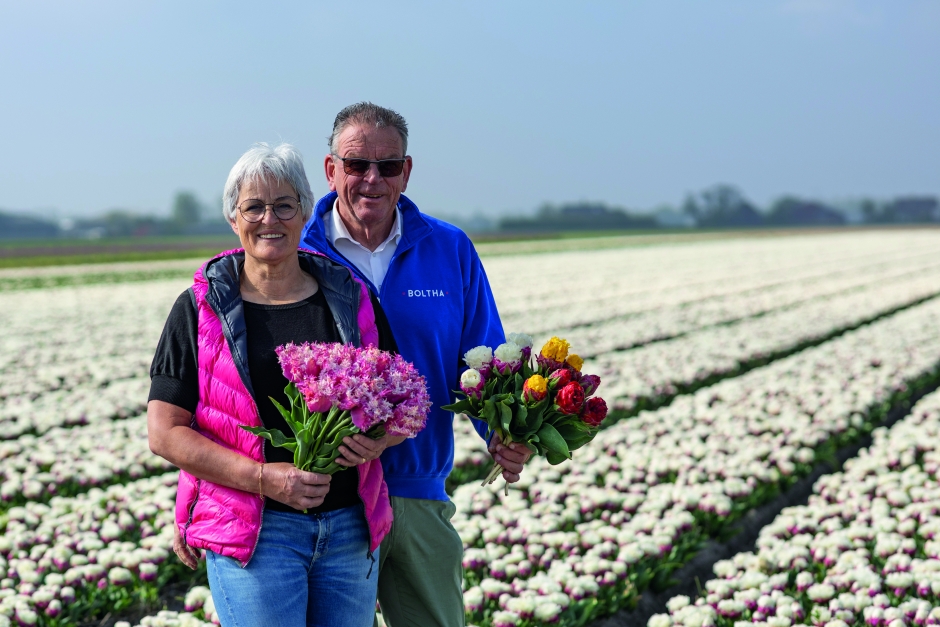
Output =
[{"x1": 335, "y1": 156, "x2": 406, "y2": 178}]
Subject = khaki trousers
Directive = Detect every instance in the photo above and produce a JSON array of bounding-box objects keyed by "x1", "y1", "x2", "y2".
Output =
[{"x1": 374, "y1": 496, "x2": 465, "y2": 627}]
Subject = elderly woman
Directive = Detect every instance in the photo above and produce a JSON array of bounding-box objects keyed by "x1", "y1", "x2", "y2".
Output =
[{"x1": 147, "y1": 143, "x2": 403, "y2": 627}]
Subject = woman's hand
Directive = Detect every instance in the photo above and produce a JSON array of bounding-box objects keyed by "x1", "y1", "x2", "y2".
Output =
[
  {"x1": 489, "y1": 439, "x2": 532, "y2": 483},
  {"x1": 173, "y1": 524, "x2": 201, "y2": 570},
  {"x1": 261, "y1": 462, "x2": 332, "y2": 510},
  {"x1": 336, "y1": 433, "x2": 406, "y2": 467}
]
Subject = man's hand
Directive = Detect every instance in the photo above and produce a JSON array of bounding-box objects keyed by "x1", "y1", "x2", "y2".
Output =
[
  {"x1": 173, "y1": 524, "x2": 200, "y2": 570},
  {"x1": 262, "y1": 463, "x2": 332, "y2": 510},
  {"x1": 336, "y1": 433, "x2": 406, "y2": 467},
  {"x1": 488, "y1": 439, "x2": 532, "y2": 483}
]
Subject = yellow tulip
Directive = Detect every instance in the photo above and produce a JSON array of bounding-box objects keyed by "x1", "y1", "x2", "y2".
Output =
[
  {"x1": 540, "y1": 336, "x2": 570, "y2": 362},
  {"x1": 523, "y1": 374, "x2": 549, "y2": 403}
]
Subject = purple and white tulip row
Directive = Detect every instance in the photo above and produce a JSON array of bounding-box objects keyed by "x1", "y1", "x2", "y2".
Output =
[
  {"x1": 0, "y1": 473, "x2": 182, "y2": 625},
  {"x1": 588, "y1": 272, "x2": 940, "y2": 411},
  {"x1": 107, "y1": 585, "x2": 219, "y2": 627},
  {"x1": 450, "y1": 297, "x2": 940, "y2": 626},
  {"x1": 0, "y1": 377, "x2": 151, "y2": 441},
  {"x1": 652, "y1": 387, "x2": 940, "y2": 627},
  {"x1": 0, "y1": 416, "x2": 173, "y2": 510}
]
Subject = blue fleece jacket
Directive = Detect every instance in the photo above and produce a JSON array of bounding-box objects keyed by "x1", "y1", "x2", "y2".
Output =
[{"x1": 301, "y1": 192, "x2": 505, "y2": 501}]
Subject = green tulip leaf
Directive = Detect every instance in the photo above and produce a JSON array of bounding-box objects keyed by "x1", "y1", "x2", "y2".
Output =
[
  {"x1": 512, "y1": 403, "x2": 529, "y2": 431},
  {"x1": 553, "y1": 420, "x2": 590, "y2": 441},
  {"x1": 537, "y1": 423, "x2": 571, "y2": 459},
  {"x1": 499, "y1": 402, "x2": 513, "y2": 433},
  {"x1": 441, "y1": 398, "x2": 474, "y2": 415},
  {"x1": 241, "y1": 426, "x2": 297, "y2": 452},
  {"x1": 268, "y1": 397, "x2": 306, "y2": 439},
  {"x1": 482, "y1": 399, "x2": 498, "y2": 429}
]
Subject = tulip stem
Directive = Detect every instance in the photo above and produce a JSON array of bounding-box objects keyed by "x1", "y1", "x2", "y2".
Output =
[{"x1": 481, "y1": 462, "x2": 504, "y2": 487}]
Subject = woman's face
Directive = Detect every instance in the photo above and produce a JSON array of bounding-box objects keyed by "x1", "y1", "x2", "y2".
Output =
[{"x1": 230, "y1": 176, "x2": 304, "y2": 266}]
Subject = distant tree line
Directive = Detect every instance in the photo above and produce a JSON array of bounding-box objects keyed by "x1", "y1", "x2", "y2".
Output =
[
  {"x1": 3, "y1": 186, "x2": 939, "y2": 240},
  {"x1": 496, "y1": 185, "x2": 939, "y2": 233},
  {"x1": 499, "y1": 202, "x2": 658, "y2": 233},
  {"x1": 0, "y1": 191, "x2": 231, "y2": 239}
]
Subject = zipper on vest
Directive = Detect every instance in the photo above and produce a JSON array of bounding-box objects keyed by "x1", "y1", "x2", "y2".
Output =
[{"x1": 182, "y1": 477, "x2": 201, "y2": 546}]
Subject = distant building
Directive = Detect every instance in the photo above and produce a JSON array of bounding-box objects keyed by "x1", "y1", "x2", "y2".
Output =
[{"x1": 654, "y1": 207, "x2": 696, "y2": 228}]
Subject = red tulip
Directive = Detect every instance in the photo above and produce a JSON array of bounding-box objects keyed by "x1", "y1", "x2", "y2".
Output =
[
  {"x1": 580, "y1": 397, "x2": 607, "y2": 427},
  {"x1": 556, "y1": 382, "x2": 585, "y2": 415}
]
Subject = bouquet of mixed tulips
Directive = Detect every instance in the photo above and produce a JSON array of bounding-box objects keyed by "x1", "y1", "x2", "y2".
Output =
[
  {"x1": 242, "y1": 342, "x2": 430, "y2": 477},
  {"x1": 442, "y1": 333, "x2": 607, "y2": 493}
]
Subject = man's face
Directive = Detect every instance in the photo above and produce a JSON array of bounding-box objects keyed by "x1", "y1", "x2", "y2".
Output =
[{"x1": 325, "y1": 123, "x2": 412, "y2": 237}]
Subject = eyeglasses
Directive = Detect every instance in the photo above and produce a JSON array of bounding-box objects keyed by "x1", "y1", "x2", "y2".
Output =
[
  {"x1": 237, "y1": 197, "x2": 301, "y2": 223},
  {"x1": 334, "y1": 156, "x2": 406, "y2": 178}
]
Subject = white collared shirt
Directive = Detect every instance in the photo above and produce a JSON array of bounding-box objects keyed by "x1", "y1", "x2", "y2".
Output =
[{"x1": 325, "y1": 199, "x2": 402, "y2": 291}]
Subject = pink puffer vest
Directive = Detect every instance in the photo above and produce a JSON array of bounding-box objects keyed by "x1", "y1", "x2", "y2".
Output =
[{"x1": 175, "y1": 248, "x2": 393, "y2": 566}]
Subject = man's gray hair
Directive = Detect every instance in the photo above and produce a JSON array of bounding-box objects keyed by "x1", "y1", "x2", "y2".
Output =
[
  {"x1": 329, "y1": 102, "x2": 409, "y2": 156},
  {"x1": 222, "y1": 143, "x2": 314, "y2": 221}
]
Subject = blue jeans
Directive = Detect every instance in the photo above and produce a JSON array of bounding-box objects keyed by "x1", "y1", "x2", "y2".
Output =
[{"x1": 206, "y1": 505, "x2": 378, "y2": 627}]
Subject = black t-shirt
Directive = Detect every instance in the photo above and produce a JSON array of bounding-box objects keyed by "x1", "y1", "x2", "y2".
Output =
[{"x1": 149, "y1": 287, "x2": 397, "y2": 515}]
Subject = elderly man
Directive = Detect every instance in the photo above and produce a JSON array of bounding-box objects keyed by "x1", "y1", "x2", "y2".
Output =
[{"x1": 301, "y1": 102, "x2": 531, "y2": 626}]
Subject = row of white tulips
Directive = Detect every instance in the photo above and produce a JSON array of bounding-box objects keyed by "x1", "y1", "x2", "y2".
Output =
[
  {"x1": 488, "y1": 233, "x2": 940, "y2": 334},
  {"x1": 651, "y1": 387, "x2": 940, "y2": 627},
  {"x1": 563, "y1": 258, "x2": 940, "y2": 358},
  {"x1": 0, "y1": 279, "x2": 186, "y2": 402}
]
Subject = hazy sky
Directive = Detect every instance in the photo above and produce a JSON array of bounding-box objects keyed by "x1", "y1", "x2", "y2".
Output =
[{"x1": 1, "y1": 1, "x2": 938, "y2": 220}]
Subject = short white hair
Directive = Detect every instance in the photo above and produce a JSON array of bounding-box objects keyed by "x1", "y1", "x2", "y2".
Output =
[{"x1": 222, "y1": 143, "x2": 314, "y2": 221}]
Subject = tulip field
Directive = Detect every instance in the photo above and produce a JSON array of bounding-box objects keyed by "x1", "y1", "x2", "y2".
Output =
[
  {"x1": 651, "y1": 388, "x2": 940, "y2": 627},
  {"x1": 3, "y1": 230, "x2": 940, "y2": 627}
]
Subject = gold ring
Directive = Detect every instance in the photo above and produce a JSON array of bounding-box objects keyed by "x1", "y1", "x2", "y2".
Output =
[{"x1": 361, "y1": 457, "x2": 366, "y2": 464}]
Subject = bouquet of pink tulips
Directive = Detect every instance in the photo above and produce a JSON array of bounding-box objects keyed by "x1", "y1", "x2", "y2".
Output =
[
  {"x1": 442, "y1": 333, "x2": 607, "y2": 493},
  {"x1": 242, "y1": 342, "x2": 430, "y2": 475}
]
